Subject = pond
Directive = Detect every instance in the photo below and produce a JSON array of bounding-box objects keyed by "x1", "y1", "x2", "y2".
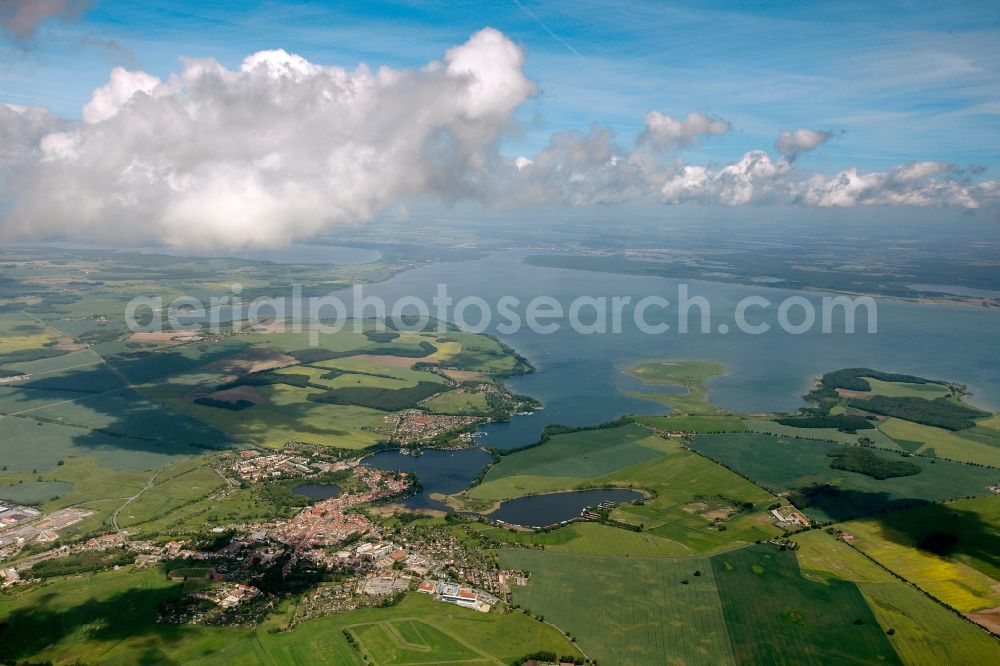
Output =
[
  {"x1": 484, "y1": 488, "x2": 644, "y2": 529},
  {"x1": 292, "y1": 483, "x2": 341, "y2": 500}
]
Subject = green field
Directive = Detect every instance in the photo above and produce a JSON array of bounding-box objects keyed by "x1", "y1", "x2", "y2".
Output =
[
  {"x1": 711, "y1": 545, "x2": 901, "y2": 665},
  {"x1": 0, "y1": 567, "x2": 579, "y2": 665},
  {"x1": 876, "y1": 417, "x2": 1000, "y2": 467},
  {"x1": 624, "y1": 359, "x2": 726, "y2": 414},
  {"x1": 423, "y1": 389, "x2": 490, "y2": 415},
  {"x1": 0, "y1": 320, "x2": 528, "y2": 471},
  {"x1": 467, "y1": 424, "x2": 669, "y2": 501},
  {"x1": 860, "y1": 582, "x2": 1000, "y2": 665},
  {"x1": 743, "y1": 417, "x2": 898, "y2": 447},
  {"x1": 790, "y1": 531, "x2": 1000, "y2": 664},
  {"x1": 432, "y1": 331, "x2": 529, "y2": 375},
  {"x1": 839, "y1": 497, "x2": 1000, "y2": 612},
  {"x1": 0, "y1": 480, "x2": 71, "y2": 504},
  {"x1": 349, "y1": 619, "x2": 487, "y2": 664},
  {"x1": 116, "y1": 457, "x2": 225, "y2": 531},
  {"x1": 600, "y1": 452, "x2": 780, "y2": 553},
  {"x1": 475, "y1": 521, "x2": 694, "y2": 556},
  {"x1": 631, "y1": 414, "x2": 748, "y2": 433},
  {"x1": 501, "y1": 549, "x2": 736, "y2": 666},
  {"x1": 862, "y1": 377, "x2": 951, "y2": 399},
  {"x1": 464, "y1": 423, "x2": 781, "y2": 554},
  {"x1": 131, "y1": 328, "x2": 524, "y2": 450},
  {"x1": 689, "y1": 433, "x2": 999, "y2": 522},
  {"x1": 0, "y1": 387, "x2": 228, "y2": 474},
  {"x1": 152, "y1": 381, "x2": 387, "y2": 449}
]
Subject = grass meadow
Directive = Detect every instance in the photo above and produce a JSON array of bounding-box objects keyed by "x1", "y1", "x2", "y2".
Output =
[{"x1": 624, "y1": 359, "x2": 727, "y2": 414}]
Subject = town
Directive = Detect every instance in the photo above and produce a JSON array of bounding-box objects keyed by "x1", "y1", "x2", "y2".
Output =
[{"x1": 0, "y1": 452, "x2": 532, "y2": 630}]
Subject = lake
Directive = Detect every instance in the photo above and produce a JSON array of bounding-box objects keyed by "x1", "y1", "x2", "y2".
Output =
[
  {"x1": 292, "y1": 483, "x2": 341, "y2": 500},
  {"x1": 359, "y1": 448, "x2": 495, "y2": 511},
  {"x1": 354, "y1": 252, "x2": 1000, "y2": 443},
  {"x1": 484, "y1": 488, "x2": 645, "y2": 528},
  {"x1": 350, "y1": 251, "x2": 1000, "y2": 504}
]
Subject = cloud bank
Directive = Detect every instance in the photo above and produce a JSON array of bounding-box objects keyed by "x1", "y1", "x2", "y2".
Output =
[{"x1": 0, "y1": 28, "x2": 996, "y2": 249}]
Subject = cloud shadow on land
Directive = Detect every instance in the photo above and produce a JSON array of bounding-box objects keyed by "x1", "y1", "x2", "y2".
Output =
[
  {"x1": 0, "y1": 583, "x2": 190, "y2": 664},
  {"x1": 10, "y1": 361, "x2": 234, "y2": 471},
  {"x1": 857, "y1": 500, "x2": 1000, "y2": 576}
]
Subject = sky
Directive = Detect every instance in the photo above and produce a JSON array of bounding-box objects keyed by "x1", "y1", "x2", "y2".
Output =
[{"x1": 1, "y1": 1, "x2": 999, "y2": 248}]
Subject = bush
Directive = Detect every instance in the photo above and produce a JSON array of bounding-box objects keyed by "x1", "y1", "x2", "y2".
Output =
[
  {"x1": 847, "y1": 395, "x2": 988, "y2": 431},
  {"x1": 828, "y1": 446, "x2": 921, "y2": 479},
  {"x1": 193, "y1": 397, "x2": 255, "y2": 410},
  {"x1": 307, "y1": 381, "x2": 443, "y2": 411},
  {"x1": 775, "y1": 414, "x2": 874, "y2": 433}
]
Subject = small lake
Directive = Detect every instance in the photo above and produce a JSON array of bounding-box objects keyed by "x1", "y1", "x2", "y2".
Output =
[
  {"x1": 485, "y1": 488, "x2": 644, "y2": 528},
  {"x1": 360, "y1": 448, "x2": 495, "y2": 511},
  {"x1": 292, "y1": 483, "x2": 341, "y2": 500}
]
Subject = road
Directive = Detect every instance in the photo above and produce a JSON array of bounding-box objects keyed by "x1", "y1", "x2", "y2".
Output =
[{"x1": 111, "y1": 464, "x2": 170, "y2": 535}]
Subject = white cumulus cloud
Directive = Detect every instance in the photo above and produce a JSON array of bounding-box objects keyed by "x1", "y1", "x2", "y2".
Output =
[
  {"x1": 1, "y1": 28, "x2": 536, "y2": 248},
  {"x1": 82, "y1": 67, "x2": 161, "y2": 124},
  {"x1": 0, "y1": 29, "x2": 996, "y2": 249}
]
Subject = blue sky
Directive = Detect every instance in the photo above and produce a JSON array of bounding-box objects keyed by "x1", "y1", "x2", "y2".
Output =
[{"x1": 2, "y1": 0, "x2": 999, "y2": 174}]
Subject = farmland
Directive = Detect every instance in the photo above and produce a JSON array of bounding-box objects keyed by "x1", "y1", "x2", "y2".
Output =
[
  {"x1": 631, "y1": 413, "x2": 748, "y2": 433},
  {"x1": 501, "y1": 549, "x2": 735, "y2": 666},
  {"x1": 0, "y1": 567, "x2": 579, "y2": 665},
  {"x1": 689, "y1": 432, "x2": 999, "y2": 522},
  {"x1": 423, "y1": 389, "x2": 491, "y2": 415},
  {"x1": 876, "y1": 417, "x2": 1000, "y2": 466},
  {"x1": 781, "y1": 366, "x2": 1000, "y2": 468},
  {"x1": 862, "y1": 377, "x2": 951, "y2": 400},
  {"x1": 2, "y1": 244, "x2": 1000, "y2": 664},
  {"x1": 859, "y1": 581, "x2": 1000, "y2": 665},
  {"x1": 475, "y1": 521, "x2": 693, "y2": 557},
  {"x1": 598, "y1": 451, "x2": 779, "y2": 553},
  {"x1": 349, "y1": 619, "x2": 484, "y2": 663},
  {"x1": 114, "y1": 457, "x2": 225, "y2": 531},
  {"x1": 460, "y1": 422, "x2": 781, "y2": 555},
  {"x1": 711, "y1": 545, "x2": 900, "y2": 665},
  {"x1": 466, "y1": 423, "x2": 669, "y2": 501},
  {"x1": 840, "y1": 497, "x2": 1000, "y2": 612},
  {"x1": 2, "y1": 322, "x2": 531, "y2": 480},
  {"x1": 789, "y1": 529, "x2": 1000, "y2": 663},
  {"x1": 136, "y1": 327, "x2": 527, "y2": 450}
]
